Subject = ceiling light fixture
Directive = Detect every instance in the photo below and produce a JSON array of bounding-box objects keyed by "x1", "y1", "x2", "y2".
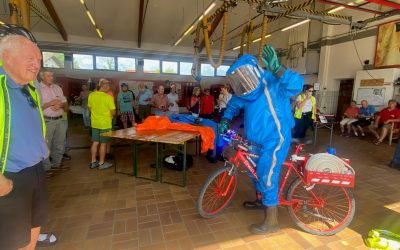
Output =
[
  {"x1": 79, "y1": 0, "x2": 103, "y2": 39},
  {"x1": 233, "y1": 44, "x2": 246, "y2": 50},
  {"x1": 281, "y1": 19, "x2": 310, "y2": 31},
  {"x1": 0, "y1": 21, "x2": 4, "y2": 25},
  {"x1": 252, "y1": 34, "x2": 271, "y2": 43},
  {"x1": 173, "y1": 1, "x2": 217, "y2": 46},
  {"x1": 328, "y1": 6, "x2": 345, "y2": 13}
]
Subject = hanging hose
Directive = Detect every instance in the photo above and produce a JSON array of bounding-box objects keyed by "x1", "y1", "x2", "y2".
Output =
[
  {"x1": 191, "y1": 23, "x2": 202, "y2": 81},
  {"x1": 257, "y1": 14, "x2": 268, "y2": 61},
  {"x1": 202, "y1": 11, "x2": 228, "y2": 69},
  {"x1": 246, "y1": 20, "x2": 254, "y2": 54},
  {"x1": 239, "y1": 24, "x2": 247, "y2": 56}
]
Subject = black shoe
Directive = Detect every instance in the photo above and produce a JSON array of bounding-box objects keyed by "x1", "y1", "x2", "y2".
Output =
[
  {"x1": 105, "y1": 153, "x2": 115, "y2": 160},
  {"x1": 243, "y1": 199, "x2": 264, "y2": 210},
  {"x1": 206, "y1": 150, "x2": 217, "y2": 163},
  {"x1": 62, "y1": 153, "x2": 71, "y2": 161},
  {"x1": 250, "y1": 206, "x2": 279, "y2": 235},
  {"x1": 388, "y1": 162, "x2": 400, "y2": 169}
]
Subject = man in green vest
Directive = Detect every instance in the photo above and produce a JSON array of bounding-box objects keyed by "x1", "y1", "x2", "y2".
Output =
[{"x1": 0, "y1": 32, "x2": 49, "y2": 249}]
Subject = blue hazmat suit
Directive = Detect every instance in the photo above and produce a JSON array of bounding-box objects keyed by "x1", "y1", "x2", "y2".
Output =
[{"x1": 222, "y1": 57, "x2": 304, "y2": 206}]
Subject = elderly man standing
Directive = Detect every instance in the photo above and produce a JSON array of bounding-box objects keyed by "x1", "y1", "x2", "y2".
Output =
[
  {"x1": 40, "y1": 69, "x2": 68, "y2": 174},
  {"x1": 88, "y1": 78, "x2": 116, "y2": 169},
  {"x1": 152, "y1": 85, "x2": 168, "y2": 116},
  {"x1": 137, "y1": 82, "x2": 152, "y2": 122},
  {"x1": 0, "y1": 34, "x2": 49, "y2": 249}
]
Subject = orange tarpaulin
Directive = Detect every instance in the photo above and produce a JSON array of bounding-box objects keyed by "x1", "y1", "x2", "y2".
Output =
[{"x1": 136, "y1": 116, "x2": 215, "y2": 153}]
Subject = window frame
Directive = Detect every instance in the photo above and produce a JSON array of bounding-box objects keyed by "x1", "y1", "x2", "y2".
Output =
[
  {"x1": 161, "y1": 60, "x2": 179, "y2": 75},
  {"x1": 95, "y1": 55, "x2": 116, "y2": 71},
  {"x1": 117, "y1": 57, "x2": 136, "y2": 72},
  {"x1": 143, "y1": 59, "x2": 161, "y2": 74},
  {"x1": 72, "y1": 53, "x2": 94, "y2": 70},
  {"x1": 200, "y1": 63, "x2": 215, "y2": 77},
  {"x1": 216, "y1": 65, "x2": 230, "y2": 77},
  {"x1": 179, "y1": 62, "x2": 193, "y2": 76},
  {"x1": 42, "y1": 51, "x2": 65, "y2": 69}
]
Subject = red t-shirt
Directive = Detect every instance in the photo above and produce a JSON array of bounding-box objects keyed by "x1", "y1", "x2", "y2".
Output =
[
  {"x1": 379, "y1": 108, "x2": 400, "y2": 124},
  {"x1": 201, "y1": 95, "x2": 214, "y2": 115},
  {"x1": 344, "y1": 106, "x2": 359, "y2": 118}
]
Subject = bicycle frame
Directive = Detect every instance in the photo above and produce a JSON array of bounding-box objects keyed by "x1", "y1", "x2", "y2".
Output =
[{"x1": 225, "y1": 143, "x2": 324, "y2": 208}]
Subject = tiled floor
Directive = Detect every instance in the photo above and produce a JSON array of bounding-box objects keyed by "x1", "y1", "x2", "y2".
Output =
[{"x1": 39, "y1": 123, "x2": 400, "y2": 250}]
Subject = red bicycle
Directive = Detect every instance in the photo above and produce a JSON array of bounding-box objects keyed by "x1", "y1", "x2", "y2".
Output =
[{"x1": 197, "y1": 130, "x2": 356, "y2": 236}]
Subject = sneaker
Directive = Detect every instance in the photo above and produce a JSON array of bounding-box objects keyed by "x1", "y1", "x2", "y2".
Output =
[
  {"x1": 89, "y1": 161, "x2": 99, "y2": 169},
  {"x1": 62, "y1": 153, "x2": 71, "y2": 161},
  {"x1": 105, "y1": 153, "x2": 115, "y2": 160},
  {"x1": 98, "y1": 162, "x2": 113, "y2": 170}
]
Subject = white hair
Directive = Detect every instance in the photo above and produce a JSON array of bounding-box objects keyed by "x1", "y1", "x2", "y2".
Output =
[{"x1": 0, "y1": 34, "x2": 30, "y2": 61}]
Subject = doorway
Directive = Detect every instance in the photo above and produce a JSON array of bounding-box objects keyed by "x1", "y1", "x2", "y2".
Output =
[{"x1": 336, "y1": 79, "x2": 354, "y2": 117}]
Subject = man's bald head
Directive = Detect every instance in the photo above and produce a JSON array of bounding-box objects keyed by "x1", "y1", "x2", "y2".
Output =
[{"x1": 0, "y1": 35, "x2": 42, "y2": 85}]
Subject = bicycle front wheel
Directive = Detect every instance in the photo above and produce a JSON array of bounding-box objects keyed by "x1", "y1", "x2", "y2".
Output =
[
  {"x1": 286, "y1": 178, "x2": 355, "y2": 236},
  {"x1": 197, "y1": 165, "x2": 237, "y2": 219}
]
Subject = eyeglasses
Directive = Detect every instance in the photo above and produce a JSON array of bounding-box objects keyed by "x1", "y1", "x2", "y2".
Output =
[{"x1": 20, "y1": 86, "x2": 38, "y2": 108}]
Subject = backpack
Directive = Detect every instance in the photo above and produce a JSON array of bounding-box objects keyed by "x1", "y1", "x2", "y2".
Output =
[{"x1": 162, "y1": 153, "x2": 193, "y2": 171}]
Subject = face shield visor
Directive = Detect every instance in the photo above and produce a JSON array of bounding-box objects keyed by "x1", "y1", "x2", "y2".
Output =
[{"x1": 226, "y1": 55, "x2": 264, "y2": 97}]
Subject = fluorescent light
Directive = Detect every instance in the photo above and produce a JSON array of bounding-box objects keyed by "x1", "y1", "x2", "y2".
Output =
[
  {"x1": 174, "y1": 37, "x2": 183, "y2": 46},
  {"x1": 0, "y1": 21, "x2": 4, "y2": 25},
  {"x1": 204, "y1": 2, "x2": 216, "y2": 15},
  {"x1": 233, "y1": 44, "x2": 246, "y2": 50},
  {"x1": 252, "y1": 34, "x2": 271, "y2": 43},
  {"x1": 184, "y1": 26, "x2": 194, "y2": 36},
  {"x1": 328, "y1": 6, "x2": 345, "y2": 13},
  {"x1": 86, "y1": 11, "x2": 95, "y2": 26},
  {"x1": 96, "y1": 28, "x2": 103, "y2": 39},
  {"x1": 173, "y1": 1, "x2": 217, "y2": 46},
  {"x1": 80, "y1": 0, "x2": 84, "y2": 4},
  {"x1": 281, "y1": 19, "x2": 310, "y2": 31}
]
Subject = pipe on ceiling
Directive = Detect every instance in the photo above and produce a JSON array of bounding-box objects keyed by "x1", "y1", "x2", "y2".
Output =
[
  {"x1": 19, "y1": 0, "x2": 30, "y2": 30},
  {"x1": 364, "y1": 0, "x2": 400, "y2": 10},
  {"x1": 319, "y1": 0, "x2": 384, "y2": 15}
]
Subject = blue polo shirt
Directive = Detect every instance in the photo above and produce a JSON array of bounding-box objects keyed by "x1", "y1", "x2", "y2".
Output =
[
  {"x1": 138, "y1": 89, "x2": 152, "y2": 105},
  {"x1": 360, "y1": 105, "x2": 375, "y2": 116},
  {"x1": 2, "y1": 68, "x2": 48, "y2": 173}
]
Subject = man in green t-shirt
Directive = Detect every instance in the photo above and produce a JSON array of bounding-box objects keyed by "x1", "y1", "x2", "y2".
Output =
[
  {"x1": 88, "y1": 79, "x2": 116, "y2": 170},
  {"x1": 117, "y1": 83, "x2": 136, "y2": 128}
]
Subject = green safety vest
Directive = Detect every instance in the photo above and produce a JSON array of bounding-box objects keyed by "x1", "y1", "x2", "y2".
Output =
[
  {"x1": 294, "y1": 94, "x2": 316, "y2": 120},
  {"x1": 0, "y1": 65, "x2": 46, "y2": 173}
]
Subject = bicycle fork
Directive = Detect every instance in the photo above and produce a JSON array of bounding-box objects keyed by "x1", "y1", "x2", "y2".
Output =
[{"x1": 216, "y1": 163, "x2": 236, "y2": 197}]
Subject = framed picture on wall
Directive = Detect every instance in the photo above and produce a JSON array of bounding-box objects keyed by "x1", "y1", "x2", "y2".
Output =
[{"x1": 374, "y1": 20, "x2": 400, "y2": 68}]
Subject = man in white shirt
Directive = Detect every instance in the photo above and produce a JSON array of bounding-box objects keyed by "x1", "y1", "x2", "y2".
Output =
[{"x1": 167, "y1": 83, "x2": 179, "y2": 114}]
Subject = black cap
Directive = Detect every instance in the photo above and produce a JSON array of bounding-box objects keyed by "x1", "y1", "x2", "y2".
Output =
[{"x1": 0, "y1": 23, "x2": 36, "y2": 43}]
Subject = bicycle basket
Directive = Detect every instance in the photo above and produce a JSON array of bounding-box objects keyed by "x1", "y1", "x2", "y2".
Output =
[
  {"x1": 222, "y1": 145, "x2": 236, "y2": 160},
  {"x1": 304, "y1": 153, "x2": 355, "y2": 188}
]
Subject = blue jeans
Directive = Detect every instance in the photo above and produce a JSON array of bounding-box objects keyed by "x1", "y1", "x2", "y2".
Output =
[
  {"x1": 82, "y1": 107, "x2": 90, "y2": 127},
  {"x1": 392, "y1": 143, "x2": 400, "y2": 165}
]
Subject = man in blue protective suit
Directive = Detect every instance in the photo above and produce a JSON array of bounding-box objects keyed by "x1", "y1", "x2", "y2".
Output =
[{"x1": 218, "y1": 45, "x2": 304, "y2": 234}]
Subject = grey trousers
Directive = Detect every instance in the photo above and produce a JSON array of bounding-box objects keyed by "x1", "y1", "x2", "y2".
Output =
[{"x1": 43, "y1": 118, "x2": 66, "y2": 171}]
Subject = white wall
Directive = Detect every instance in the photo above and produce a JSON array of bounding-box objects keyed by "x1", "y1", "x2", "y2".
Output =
[{"x1": 353, "y1": 68, "x2": 400, "y2": 110}]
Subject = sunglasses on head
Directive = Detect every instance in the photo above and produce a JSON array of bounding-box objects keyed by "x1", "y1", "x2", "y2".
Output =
[{"x1": 20, "y1": 86, "x2": 38, "y2": 108}]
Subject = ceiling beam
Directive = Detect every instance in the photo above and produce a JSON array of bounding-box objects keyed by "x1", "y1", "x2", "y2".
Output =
[
  {"x1": 199, "y1": 12, "x2": 224, "y2": 52},
  {"x1": 138, "y1": 0, "x2": 145, "y2": 48},
  {"x1": 364, "y1": 0, "x2": 400, "y2": 10},
  {"x1": 319, "y1": 0, "x2": 384, "y2": 14},
  {"x1": 42, "y1": 0, "x2": 67, "y2": 41}
]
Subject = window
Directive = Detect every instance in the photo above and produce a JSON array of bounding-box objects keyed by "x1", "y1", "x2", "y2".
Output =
[
  {"x1": 42, "y1": 52, "x2": 65, "y2": 68},
  {"x1": 96, "y1": 56, "x2": 115, "y2": 70},
  {"x1": 201, "y1": 63, "x2": 215, "y2": 77},
  {"x1": 117, "y1": 57, "x2": 136, "y2": 72},
  {"x1": 73, "y1": 54, "x2": 93, "y2": 70},
  {"x1": 162, "y1": 61, "x2": 178, "y2": 74},
  {"x1": 143, "y1": 59, "x2": 160, "y2": 73},
  {"x1": 216, "y1": 65, "x2": 230, "y2": 76},
  {"x1": 180, "y1": 62, "x2": 192, "y2": 75}
]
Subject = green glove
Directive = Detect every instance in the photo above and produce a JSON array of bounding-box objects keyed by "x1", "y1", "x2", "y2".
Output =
[
  {"x1": 218, "y1": 119, "x2": 230, "y2": 134},
  {"x1": 261, "y1": 45, "x2": 281, "y2": 74}
]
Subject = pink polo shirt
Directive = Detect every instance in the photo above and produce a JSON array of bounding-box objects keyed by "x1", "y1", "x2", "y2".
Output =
[{"x1": 40, "y1": 82, "x2": 67, "y2": 117}]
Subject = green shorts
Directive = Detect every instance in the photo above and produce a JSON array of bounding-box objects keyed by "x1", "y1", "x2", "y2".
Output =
[{"x1": 91, "y1": 128, "x2": 112, "y2": 143}]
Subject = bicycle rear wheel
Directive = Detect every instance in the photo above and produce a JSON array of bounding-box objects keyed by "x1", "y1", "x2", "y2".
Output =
[
  {"x1": 286, "y1": 178, "x2": 355, "y2": 236},
  {"x1": 197, "y1": 165, "x2": 237, "y2": 219}
]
